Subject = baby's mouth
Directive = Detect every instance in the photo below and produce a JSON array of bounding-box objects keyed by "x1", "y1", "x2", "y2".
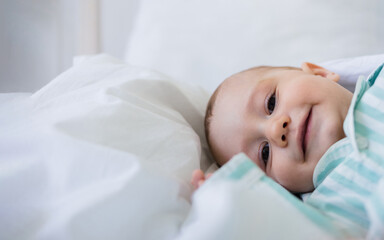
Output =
[
  {"x1": 300, "y1": 108, "x2": 312, "y2": 157},
  {"x1": 302, "y1": 108, "x2": 312, "y2": 155}
]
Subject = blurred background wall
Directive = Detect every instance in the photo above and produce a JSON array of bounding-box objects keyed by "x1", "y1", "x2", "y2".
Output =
[
  {"x1": 1, "y1": 0, "x2": 383, "y2": 93},
  {"x1": 0, "y1": 0, "x2": 139, "y2": 93}
]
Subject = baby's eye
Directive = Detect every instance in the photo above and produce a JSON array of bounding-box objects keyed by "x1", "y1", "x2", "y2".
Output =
[
  {"x1": 260, "y1": 142, "x2": 270, "y2": 167},
  {"x1": 267, "y1": 93, "x2": 276, "y2": 114}
]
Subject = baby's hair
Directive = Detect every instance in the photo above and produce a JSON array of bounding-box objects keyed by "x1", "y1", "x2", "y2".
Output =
[
  {"x1": 204, "y1": 65, "x2": 301, "y2": 167},
  {"x1": 204, "y1": 82, "x2": 222, "y2": 163}
]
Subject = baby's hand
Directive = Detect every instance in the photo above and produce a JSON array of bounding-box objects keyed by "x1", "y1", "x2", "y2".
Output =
[{"x1": 191, "y1": 169, "x2": 212, "y2": 190}]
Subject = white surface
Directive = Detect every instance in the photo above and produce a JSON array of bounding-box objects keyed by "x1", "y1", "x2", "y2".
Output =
[
  {"x1": 125, "y1": 0, "x2": 384, "y2": 92},
  {"x1": 0, "y1": 55, "x2": 211, "y2": 240}
]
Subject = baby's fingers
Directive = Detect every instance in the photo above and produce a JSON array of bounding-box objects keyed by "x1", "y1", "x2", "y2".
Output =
[{"x1": 191, "y1": 169, "x2": 205, "y2": 189}]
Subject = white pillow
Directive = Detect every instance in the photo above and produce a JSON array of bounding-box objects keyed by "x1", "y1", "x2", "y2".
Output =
[
  {"x1": 320, "y1": 54, "x2": 384, "y2": 92},
  {"x1": 125, "y1": 0, "x2": 384, "y2": 92}
]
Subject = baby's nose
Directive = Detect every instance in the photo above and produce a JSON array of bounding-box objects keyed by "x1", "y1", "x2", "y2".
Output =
[{"x1": 269, "y1": 116, "x2": 290, "y2": 147}]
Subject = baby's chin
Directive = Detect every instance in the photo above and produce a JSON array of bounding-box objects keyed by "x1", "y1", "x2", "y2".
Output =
[{"x1": 275, "y1": 169, "x2": 315, "y2": 193}]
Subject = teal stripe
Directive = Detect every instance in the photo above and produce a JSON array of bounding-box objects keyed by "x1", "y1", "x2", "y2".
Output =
[
  {"x1": 356, "y1": 102, "x2": 384, "y2": 119},
  {"x1": 313, "y1": 186, "x2": 369, "y2": 229},
  {"x1": 329, "y1": 172, "x2": 370, "y2": 196},
  {"x1": 355, "y1": 122, "x2": 384, "y2": 145},
  {"x1": 365, "y1": 150, "x2": 384, "y2": 168},
  {"x1": 345, "y1": 160, "x2": 380, "y2": 184},
  {"x1": 354, "y1": 80, "x2": 368, "y2": 104},
  {"x1": 323, "y1": 203, "x2": 369, "y2": 229},
  {"x1": 315, "y1": 183, "x2": 367, "y2": 212},
  {"x1": 315, "y1": 157, "x2": 344, "y2": 186},
  {"x1": 227, "y1": 157, "x2": 256, "y2": 180},
  {"x1": 369, "y1": 85, "x2": 384, "y2": 101},
  {"x1": 367, "y1": 64, "x2": 384, "y2": 86},
  {"x1": 315, "y1": 183, "x2": 366, "y2": 217},
  {"x1": 315, "y1": 184, "x2": 336, "y2": 197},
  {"x1": 370, "y1": 190, "x2": 384, "y2": 222}
]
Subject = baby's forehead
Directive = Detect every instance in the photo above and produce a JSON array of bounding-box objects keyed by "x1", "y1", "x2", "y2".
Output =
[
  {"x1": 220, "y1": 68, "x2": 269, "y2": 95},
  {"x1": 227, "y1": 66, "x2": 280, "y2": 84},
  {"x1": 223, "y1": 66, "x2": 302, "y2": 91}
]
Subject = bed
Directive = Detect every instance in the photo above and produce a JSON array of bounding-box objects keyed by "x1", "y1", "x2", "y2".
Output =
[{"x1": 1, "y1": 1, "x2": 384, "y2": 239}]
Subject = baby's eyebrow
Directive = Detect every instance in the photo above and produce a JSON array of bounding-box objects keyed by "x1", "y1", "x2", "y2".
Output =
[{"x1": 246, "y1": 80, "x2": 264, "y2": 112}]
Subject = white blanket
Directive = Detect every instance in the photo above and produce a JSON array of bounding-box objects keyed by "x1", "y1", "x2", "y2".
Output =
[{"x1": 0, "y1": 55, "x2": 210, "y2": 240}]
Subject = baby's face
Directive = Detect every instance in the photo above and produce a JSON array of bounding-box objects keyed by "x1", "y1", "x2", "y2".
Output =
[{"x1": 209, "y1": 63, "x2": 353, "y2": 193}]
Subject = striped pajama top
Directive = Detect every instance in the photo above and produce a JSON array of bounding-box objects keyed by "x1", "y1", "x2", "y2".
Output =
[{"x1": 304, "y1": 63, "x2": 384, "y2": 239}]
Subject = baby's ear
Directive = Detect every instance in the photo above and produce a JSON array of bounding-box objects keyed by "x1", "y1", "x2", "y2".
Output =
[{"x1": 301, "y1": 62, "x2": 340, "y2": 82}]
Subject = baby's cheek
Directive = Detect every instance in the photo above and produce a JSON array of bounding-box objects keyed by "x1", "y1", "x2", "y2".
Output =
[
  {"x1": 269, "y1": 161, "x2": 293, "y2": 185},
  {"x1": 294, "y1": 81, "x2": 316, "y2": 98},
  {"x1": 283, "y1": 82, "x2": 311, "y2": 103}
]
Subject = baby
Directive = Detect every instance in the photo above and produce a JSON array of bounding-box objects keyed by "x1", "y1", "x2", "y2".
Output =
[
  {"x1": 192, "y1": 62, "x2": 384, "y2": 238},
  {"x1": 192, "y1": 62, "x2": 352, "y2": 193}
]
